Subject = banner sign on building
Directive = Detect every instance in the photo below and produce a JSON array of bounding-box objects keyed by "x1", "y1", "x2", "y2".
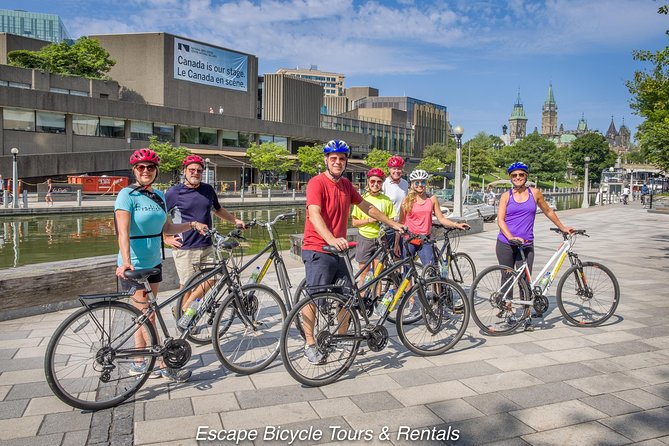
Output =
[{"x1": 173, "y1": 37, "x2": 248, "y2": 92}]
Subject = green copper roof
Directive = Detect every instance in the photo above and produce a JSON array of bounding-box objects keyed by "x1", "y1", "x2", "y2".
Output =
[
  {"x1": 509, "y1": 90, "x2": 527, "y2": 120},
  {"x1": 577, "y1": 113, "x2": 588, "y2": 131},
  {"x1": 544, "y1": 83, "x2": 555, "y2": 105}
]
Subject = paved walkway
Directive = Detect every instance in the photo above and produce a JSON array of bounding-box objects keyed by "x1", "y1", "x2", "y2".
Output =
[{"x1": 0, "y1": 201, "x2": 667, "y2": 445}]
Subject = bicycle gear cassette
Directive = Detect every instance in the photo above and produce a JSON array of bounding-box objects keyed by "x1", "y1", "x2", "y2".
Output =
[
  {"x1": 366, "y1": 325, "x2": 388, "y2": 352},
  {"x1": 162, "y1": 339, "x2": 192, "y2": 369}
]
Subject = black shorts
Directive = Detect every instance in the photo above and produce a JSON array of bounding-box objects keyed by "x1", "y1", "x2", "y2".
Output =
[
  {"x1": 355, "y1": 235, "x2": 378, "y2": 264},
  {"x1": 302, "y1": 250, "x2": 350, "y2": 296},
  {"x1": 118, "y1": 264, "x2": 163, "y2": 292}
]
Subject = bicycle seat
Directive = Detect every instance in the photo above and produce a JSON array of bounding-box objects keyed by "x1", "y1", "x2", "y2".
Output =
[
  {"x1": 322, "y1": 241, "x2": 357, "y2": 255},
  {"x1": 124, "y1": 268, "x2": 160, "y2": 281}
]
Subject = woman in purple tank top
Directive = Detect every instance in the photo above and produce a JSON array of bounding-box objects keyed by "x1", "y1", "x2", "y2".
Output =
[{"x1": 497, "y1": 162, "x2": 573, "y2": 273}]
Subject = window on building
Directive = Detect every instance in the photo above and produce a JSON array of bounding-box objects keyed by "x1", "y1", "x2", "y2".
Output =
[
  {"x1": 99, "y1": 117, "x2": 125, "y2": 138},
  {"x1": 273, "y1": 136, "x2": 287, "y2": 149},
  {"x1": 130, "y1": 121, "x2": 152, "y2": 140},
  {"x1": 259, "y1": 134, "x2": 273, "y2": 145},
  {"x1": 0, "y1": 80, "x2": 7, "y2": 86},
  {"x1": 49, "y1": 87, "x2": 69, "y2": 94},
  {"x1": 8, "y1": 81, "x2": 31, "y2": 89},
  {"x1": 3, "y1": 108, "x2": 35, "y2": 131},
  {"x1": 200, "y1": 127, "x2": 217, "y2": 145},
  {"x1": 70, "y1": 90, "x2": 88, "y2": 97},
  {"x1": 36, "y1": 111, "x2": 65, "y2": 133},
  {"x1": 180, "y1": 126, "x2": 199, "y2": 144},
  {"x1": 222, "y1": 130, "x2": 238, "y2": 147},
  {"x1": 153, "y1": 122, "x2": 174, "y2": 142},
  {"x1": 239, "y1": 132, "x2": 253, "y2": 148},
  {"x1": 73, "y1": 114, "x2": 99, "y2": 136}
]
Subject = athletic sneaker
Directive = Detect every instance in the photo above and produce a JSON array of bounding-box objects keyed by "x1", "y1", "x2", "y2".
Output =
[
  {"x1": 160, "y1": 368, "x2": 192, "y2": 383},
  {"x1": 304, "y1": 344, "x2": 325, "y2": 365},
  {"x1": 129, "y1": 362, "x2": 161, "y2": 379}
]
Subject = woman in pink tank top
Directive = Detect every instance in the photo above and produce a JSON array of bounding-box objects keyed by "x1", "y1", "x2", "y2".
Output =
[{"x1": 398, "y1": 169, "x2": 469, "y2": 266}]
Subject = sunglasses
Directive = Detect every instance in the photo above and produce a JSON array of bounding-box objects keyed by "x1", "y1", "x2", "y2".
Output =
[
  {"x1": 368, "y1": 180, "x2": 383, "y2": 185},
  {"x1": 135, "y1": 164, "x2": 156, "y2": 172},
  {"x1": 187, "y1": 168, "x2": 203, "y2": 174},
  {"x1": 510, "y1": 173, "x2": 527, "y2": 178},
  {"x1": 413, "y1": 180, "x2": 427, "y2": 186}
]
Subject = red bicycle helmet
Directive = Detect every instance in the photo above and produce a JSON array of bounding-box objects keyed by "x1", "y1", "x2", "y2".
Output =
[
  {"x1": 130, "y1": 148, "x2": 160, "y2": 166},
  {"x1": 387, "y1": 155, "x2": 405, "y2": 168},
  {"x1": 367, "y1": 168, "x2": 386, "y2": 180},
  {"x1": 182, "y1": 154, "x2": 205, "y2": 167}
]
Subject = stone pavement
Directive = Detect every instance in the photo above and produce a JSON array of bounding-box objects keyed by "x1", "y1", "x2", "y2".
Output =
[{"x1": 0, "y1": 201, "x2": 667, "y2": 445}]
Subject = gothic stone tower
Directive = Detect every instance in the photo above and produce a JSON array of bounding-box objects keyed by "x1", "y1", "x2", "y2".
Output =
[
  {"x1": 508, "y1": 90, "x2": 528, "y2": 143},
  {"x1": 541, "y1": 83, "x2": 558, "y2": 136}
]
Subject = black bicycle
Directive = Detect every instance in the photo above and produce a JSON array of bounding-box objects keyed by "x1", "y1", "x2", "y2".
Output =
[
  {"x1": 44, "y1": 229, "x2": 285, "y2": 410},
  {"x1": 280, "y1": 231, "x2": 470, "y2": 387},
  {"x1": 420, "y1": 224, "x2": 476, "y2": 294}
]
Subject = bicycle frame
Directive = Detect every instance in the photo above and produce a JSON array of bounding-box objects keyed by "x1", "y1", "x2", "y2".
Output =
[{"x1": 500, "y1": 236, "x2": 576, "y2": 307}]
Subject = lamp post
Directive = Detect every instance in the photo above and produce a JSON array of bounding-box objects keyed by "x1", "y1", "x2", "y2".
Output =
[
  {"x1": 582, "y1": 156, "x2": 590, "y2": 209},
  {"x1": 204, "y1": 158, "x2": 211, "y2": 184},
  {"x1": 10, "y1": 148, "x2": 19, "y2": 209},
  {"x1": 453, "y1": 125, "x2": 464, "y2": 217}
]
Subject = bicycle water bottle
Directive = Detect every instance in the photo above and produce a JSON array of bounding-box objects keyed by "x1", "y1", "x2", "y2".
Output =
[
  {"x1": 363, "y1": 270, "x2": 373, "y2": 285},
  {"x1": 440, "y1": 260, "x2": 449, "y2": 279},
  {"x1": 177, "y1": 298, "x2": 201, "y2": 329},
  {"x1": 247, "y1": 266, "x2": 261, "y2": 284},
  {"x1": 539, "y1": 272, "x2": 551, "y2": 288},
  {"x1": 375, "y1": 286, "x2": 395, "y2": 317}
]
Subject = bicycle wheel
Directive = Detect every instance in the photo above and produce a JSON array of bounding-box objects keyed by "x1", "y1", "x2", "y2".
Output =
[
  {"x1": 396, "y1": 277, "x2": 469, "y2": 355},
  {"x1": 557, "y1": 262, "x2": 620, "y2": 326},
  {"x1": 45, "y1": 302, "x2": 157, "y2": 410},
  {"x1": 450, "y1": 253, "x2": 476, "y2": 294},
  {"x1": 281, "y1": 292, "x2": 360, "y2": 387},
  {"x1": 212, "y1": 284, "x2": 286, "y2": 374},
  {"x1": 469, "y1": 265, "x2": 531, "y2": 335},
  {"x1": 175, "y1": 268, "x2": 227, "y2": 345}
]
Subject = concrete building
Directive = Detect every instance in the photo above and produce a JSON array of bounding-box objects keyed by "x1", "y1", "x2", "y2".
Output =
[
  {"x1": 0, "y1": 9, "x2": 70, "y2": 44},
  {"x1": 0, "y1": 33, "x2": 368, "y2": 187},
  {"x1": 276, "y1": 66, "x2": 345, "y2": 96}
]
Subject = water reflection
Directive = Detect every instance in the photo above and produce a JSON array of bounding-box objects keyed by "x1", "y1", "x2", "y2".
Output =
[{"x1": 0, "y1": 207, "x2": 306, "y2": 269}]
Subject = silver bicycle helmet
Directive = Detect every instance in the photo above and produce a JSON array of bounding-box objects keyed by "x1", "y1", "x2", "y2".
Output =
[{"x1": 409, "y1": 169, "x2": 429, "y2": 181}]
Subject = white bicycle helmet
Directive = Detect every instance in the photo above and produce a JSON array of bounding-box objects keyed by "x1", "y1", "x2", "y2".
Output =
[{"x1": 409, "y1": 169, "x2": 429, "y2": 181}]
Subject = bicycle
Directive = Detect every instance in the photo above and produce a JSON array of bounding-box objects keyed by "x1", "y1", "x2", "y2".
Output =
[
  {"x1": 469, "y1": 228, "x2": 620, "y2": 336},
  {"x1": 291, "y1": 225, "x2": 417, "y2": 325},
  {"x1": 280, "y1": 231, "x2": 470, "y2": 387},
  {"x1": 419, "y1": 224, "x2": 476, "y2": 294},
  {"x1": 44, "y1": 229, "x2": 285, "y2": 410},
  {"x1": 174, "y1": 212, "x2": 297, "y2": 345}
]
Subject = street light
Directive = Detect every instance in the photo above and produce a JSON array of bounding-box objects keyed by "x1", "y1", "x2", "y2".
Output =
[
  {"x1": 10, "y1": 148, "x2": 19, "y2": 209},
  {"x1": 582, "y1": 156, "x2": 590, "y2": 209},
  {"x1": 204, "y1": 158, "x2": 211, "y2": 184},
  {"x1": 453, "y1": 125, "x2": 464, "y2": 218}
]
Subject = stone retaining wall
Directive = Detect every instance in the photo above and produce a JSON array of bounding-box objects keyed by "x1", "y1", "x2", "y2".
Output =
[{"x1": 0, "y1": 251, "x2": 179, "y2": 321}]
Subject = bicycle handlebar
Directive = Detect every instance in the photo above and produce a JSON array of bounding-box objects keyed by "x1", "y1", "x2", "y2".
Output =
[{"x1": 242, "y1": 211, "x2": 297, "y2": 229}]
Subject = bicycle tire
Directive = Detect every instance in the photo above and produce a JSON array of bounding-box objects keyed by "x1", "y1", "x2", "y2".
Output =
[
  {"x1": 450, "y1": 252, "x2": 476, "y2": 293},
  {"x1": 469, "y1": 265, "x2": 531, "y2": 335},
  {"x1": 212, "y1": 283, "x2": 286, "y2": 374},
  {"x1": 396, "y1": 277, "x2": 469, "y2": 355},
  {"x1": 557, "y1": 261, "x2": 620, "y2": 326},
  {"x1": 280, "y1": 292, "x2": 360, "y2": 387},
  {"x1": 44, "y1": 301, "x2": 157, "y2": 410},
  {"x1": 176, "y1": 268, "x2": 227, "y2": 345},
  {"x1": 469, "y1": 265, "x2": 532, "y2": 336}
]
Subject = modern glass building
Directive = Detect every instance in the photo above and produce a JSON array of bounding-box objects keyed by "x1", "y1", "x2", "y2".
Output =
[{"x1": 0, "y1": 9, "x2": 70, "y2": 43}]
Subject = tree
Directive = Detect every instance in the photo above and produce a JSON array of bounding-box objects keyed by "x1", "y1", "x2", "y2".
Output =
[
  {"x1": 297, "y1": 144, "x2": 324, "y2": 176},
  {"x1": 148, "y1": 136, "x2": 190, "y2": 183},
  {"x1": 8, "y1": 37, "x2": 115, "y2": 79},
  {"x1": 624, "y1": 4, "x2": 669, "y2": 171},
  {"x1": 569, "y1": 133, "x2": 616, "y2": 183},
  {"x1": 462, "y1": 132, "x2": 496, "y2": 178},
  {"x1": 506, "y1": 134, "x2": 567, "y2": 182},
  {"x1": 364, "y1": 148, "x2": 392, "y2": 174},
  {"x1": 247, "y1": 142, "x2": 294, "y2": 184},
  {"x1": 415, "y1": 156, "x2": 445, "y2": 173},
  {"x1": 423, "y1": 143, "x2": 454, "y2": 165}
]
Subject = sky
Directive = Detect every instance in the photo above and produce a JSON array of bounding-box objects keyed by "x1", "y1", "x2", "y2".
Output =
[{"x1": 4, "y1": 0, "x2": 668, "y2": 143}]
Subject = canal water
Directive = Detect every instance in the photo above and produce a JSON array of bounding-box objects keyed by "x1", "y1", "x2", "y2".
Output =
[{"x1": 0, "y1": 193, "x2": 595, "y2": 269}]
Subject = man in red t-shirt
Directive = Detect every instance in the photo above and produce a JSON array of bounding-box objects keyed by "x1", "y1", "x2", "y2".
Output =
[{"x1": 301, "y1": 140, "x2": 404, "y2": 364}]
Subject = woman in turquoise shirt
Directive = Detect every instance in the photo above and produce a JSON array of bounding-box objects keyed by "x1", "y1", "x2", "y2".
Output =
[{"x1": 115, "y1": 148, "x2": 208, "y2": 382}]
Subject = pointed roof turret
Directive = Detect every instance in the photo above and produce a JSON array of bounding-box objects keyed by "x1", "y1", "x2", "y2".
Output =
[
  {"x1": 619, "y1": 116, "x2": 629, "y2": 134},
  {"x1": 577, "y1": 113, "x2": 588, "y2": 132},
  {"x1": 606, "y1": 115, "x2": 617, "y2": 138},
  {"x1": 544, "y1": 83, "x2": 556, "y2": 106},
  {"x1": 509, "y1": 89, "x2": 527, "y2": 120}
]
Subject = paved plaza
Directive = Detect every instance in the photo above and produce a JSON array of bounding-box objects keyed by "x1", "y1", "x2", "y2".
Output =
[{"x1": 0, "y1": 201, "x2": 667, "y2": 445}]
